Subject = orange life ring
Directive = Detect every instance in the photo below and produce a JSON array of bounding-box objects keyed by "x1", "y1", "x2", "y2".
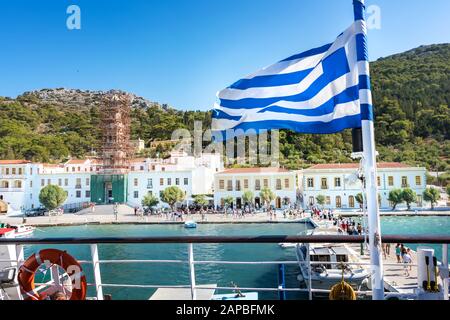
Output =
[{"x1": 18, "y1": 249, "x2": 87, "y2": 300}]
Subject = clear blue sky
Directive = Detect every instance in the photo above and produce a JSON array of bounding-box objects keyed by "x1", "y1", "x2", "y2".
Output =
[{"x1": 1, "y1": 0, "x2": 449, "y2": 110}]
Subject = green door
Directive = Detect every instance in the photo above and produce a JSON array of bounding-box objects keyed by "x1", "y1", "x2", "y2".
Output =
[{"x1": 90, "y1": 174, "x2": 128, "y2": 204}]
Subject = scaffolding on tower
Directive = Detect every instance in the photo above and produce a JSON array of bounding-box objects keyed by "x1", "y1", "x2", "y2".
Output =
[{"x1": 99, "y1": 91, "x2": 133, "y2": 175}]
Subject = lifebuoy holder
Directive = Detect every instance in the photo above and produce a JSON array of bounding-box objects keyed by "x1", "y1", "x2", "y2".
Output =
[{"x1": 18, "y1": 249, "x2": 87, "y2": 300}]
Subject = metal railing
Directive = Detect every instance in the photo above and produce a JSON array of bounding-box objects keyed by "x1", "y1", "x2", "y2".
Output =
[{"x1": 0, "y1": 235, "x2": 449, "y2": 300}]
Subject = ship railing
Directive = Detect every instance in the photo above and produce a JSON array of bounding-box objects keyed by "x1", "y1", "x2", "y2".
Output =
[{"x1": 0, "y1": 235, "x2": 448, "y2": 300}]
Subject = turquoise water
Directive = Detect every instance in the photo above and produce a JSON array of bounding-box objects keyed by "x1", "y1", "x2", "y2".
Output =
[
  {"x1": 378, "y1": 216, "x2": 450, "y2": 261},
  {"x1": 24, "y1": 216, "x2": 449, "y2": 300},
  {"x1": 26, "y1": 223, "x2": 313, "y2": 300}
]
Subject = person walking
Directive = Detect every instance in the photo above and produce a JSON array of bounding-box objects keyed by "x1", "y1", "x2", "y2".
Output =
[
  {"x1": 113, "y1": 203, "x2": 118, "y2": 221},
  {"x1": 385, "y1": 243, "x2": 391, "y2": 256},
  {"x1": 403, "y1": 248, "x2": 412, "y2": 277},
  {"x1": 395, "y1": 244, "x2": 402, "y2": 263}
]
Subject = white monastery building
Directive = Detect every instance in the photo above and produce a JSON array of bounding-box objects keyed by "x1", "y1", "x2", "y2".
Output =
[{"x1": 0, "y1": 152, "x2": 223, "y2": 214}]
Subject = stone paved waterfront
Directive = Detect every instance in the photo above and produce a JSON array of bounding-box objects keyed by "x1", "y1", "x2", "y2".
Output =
[{"x1": 0, "y1": 205, "x2": 311, "y2": 227}]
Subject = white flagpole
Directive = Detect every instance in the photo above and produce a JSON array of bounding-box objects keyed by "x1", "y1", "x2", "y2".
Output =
[{"x1": 353, "y1": 0, "x2": 385, "y2": 300}]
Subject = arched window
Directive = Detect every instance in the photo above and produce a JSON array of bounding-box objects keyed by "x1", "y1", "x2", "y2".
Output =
[
  {"x1": 1, "y1": 181, "x2": 9, "y2": 189},
  {"x1": 349, "y1": 196, "x2": 355, "y2": 208},
  {"x1": 336, "y1": 196, "x2": 342, "y2": 208},
  {"x1": 14, "y1": 180, "x2": 22, "y2": 188}
]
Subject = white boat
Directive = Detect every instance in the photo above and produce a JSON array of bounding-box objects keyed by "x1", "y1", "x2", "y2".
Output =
[
  {"x1": 279, "y1": 242, "x2": 297, "y2": 249},
  {"x1": 295, "y1": 227, "x2": 370, "y2": 291},
  {"x1": 11, "y1": 224, "x2": 35, "y2": 237},
  {"x1": 184, "y1": 220, "x2": 197, "y2": 228}
]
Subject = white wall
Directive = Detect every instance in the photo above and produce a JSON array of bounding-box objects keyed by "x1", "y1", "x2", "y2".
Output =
[{"x1": 301, "y1": 167, "x2": 427, "y2": 210}]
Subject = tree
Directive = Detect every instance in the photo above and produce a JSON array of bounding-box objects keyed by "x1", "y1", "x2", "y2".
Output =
[
  {"x1": 39, "y1": 185, "x2": 67, "y2": 210},
  {"x1": 401, "y1": 188, "x2": 417, "y2": 211},
  {"x1": 160, "y1": 186, "x2": 185, "y2": 211},
  {"x1": 388, "y1": 189, "x2": 403, "y2": 210},
  {"x1": 423, "y1": 187, "x2": 440, "y2": 210},
  {"x1": 355, "y1": 193, "x2": 364, "y2": 208},
  {"x1": 141, "y1": 193, "x2": 159, "y2": 209},
  {"x1": 223, "y1": 196, "x2": 234, "y2": 209},
  {"x1": 242, "y1": 190, "x2": 254, "y2": 206},
  {"x1": 260, "y1": 187, "x2": 276, "y2": 210},
  {"x1": 315, "y1": 195, "x2": 326, "y2": 208},
  {"x1": 192, "y1": 194, "x2": 208, "y2": 209}
]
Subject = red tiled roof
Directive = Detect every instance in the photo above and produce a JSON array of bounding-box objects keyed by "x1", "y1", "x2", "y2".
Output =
[
  {"x1": 0, "y1": 160, "x2": 31, "y2": 165},
  {"x1": 66, "y1": 159, "x2": 89, "y2": 165},
  {"x1": 130, "y1": 158, "x2": 146, "y2": 163},
  {"x1": 42, "y1": 163, "x2": 62, "y2": 167},
  {"x1": 306, "y1": 162, "x2": 411, "y2": 170},
  {"x1": 219, "y1": 167, "x2": 290, "y2": 174}
]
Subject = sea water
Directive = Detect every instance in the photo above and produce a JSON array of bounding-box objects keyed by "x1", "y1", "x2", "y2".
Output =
[{"x1": 25, "y1": 216, "x2": 449, "y2": 300}]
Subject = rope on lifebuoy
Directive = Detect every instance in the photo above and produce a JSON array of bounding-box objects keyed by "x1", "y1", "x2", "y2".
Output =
[{"x1": 329, "y1": 263, "x2": 357, "y2": 300}]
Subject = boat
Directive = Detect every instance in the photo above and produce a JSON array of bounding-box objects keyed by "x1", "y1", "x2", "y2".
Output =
[
  {"x1": 184, "y1": 220, "x2": 197, "y2": 228},
  {"x1": 295, "y1": 227, "x2": 370, "y2": 291},
  {"x1": 10, "y1": 224, "x2": 35, "y2": 237},
  {"x1": 279, "y1": 242, "x2": 297, "y2": 249}
]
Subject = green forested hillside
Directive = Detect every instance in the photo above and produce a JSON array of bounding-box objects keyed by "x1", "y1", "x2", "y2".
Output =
[{"x1": 0, "y1": 44, "x2": 448, "y2": 171}]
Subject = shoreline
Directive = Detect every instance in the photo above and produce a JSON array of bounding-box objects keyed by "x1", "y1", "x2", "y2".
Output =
[
  {"x1": 0, "y1": 213, "x2": 314, "y2": 228},
  {"x1": 1, "y1": 210, "x2": 449, "y2": 228}
]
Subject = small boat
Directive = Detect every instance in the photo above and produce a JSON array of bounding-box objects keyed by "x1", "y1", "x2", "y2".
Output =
[
  {"x1": 278, "y1": 242, "x2": 297, "y2": 249},
  {"x1": 296, "y1": 227, "x2": 370, "y2": 292},
  {"x1": 11, "y1": 224, "x2": 35, "y2": 237},
  {"x1": 184, "y1": 220, "x2": 197, "y2": 229}
]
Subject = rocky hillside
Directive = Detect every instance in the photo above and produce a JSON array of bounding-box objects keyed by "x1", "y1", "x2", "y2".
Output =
[{"x1": 15, "y1": 88, "x2": 171, "y2": 111}]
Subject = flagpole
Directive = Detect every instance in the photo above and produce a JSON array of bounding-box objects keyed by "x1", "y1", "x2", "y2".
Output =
[{"x1": 352, "y1": 0, "x2": 384, "y2": 300}]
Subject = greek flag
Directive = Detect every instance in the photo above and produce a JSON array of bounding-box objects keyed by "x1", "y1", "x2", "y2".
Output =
[{"x1": 211, "y1": 21, "x2": 372, "y2": 140}]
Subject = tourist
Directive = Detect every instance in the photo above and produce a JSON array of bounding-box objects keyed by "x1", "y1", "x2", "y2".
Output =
[
  {"x1": 357, "y1": 223, "x2": 362, "y2": 235},
  {"x1": 201, "y1": 208, "x2": 206, "y2": 221},
  {"x1": 385, "y1": 243, "x2": 391, "y2": 256},
  {"x1": 403, "y1": 249, "x2": 412, "y2": 277},
  {"x1": 395, "y1": 244, "x2": 402, "y2": 263},
  {"x1": 382, "y1": 243, "x2": 387, "y2": 259}
]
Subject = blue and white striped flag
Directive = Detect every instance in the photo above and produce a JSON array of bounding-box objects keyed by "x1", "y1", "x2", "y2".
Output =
[{"x1": 211, "y1": 21, "x2": 372, "y2": 140}]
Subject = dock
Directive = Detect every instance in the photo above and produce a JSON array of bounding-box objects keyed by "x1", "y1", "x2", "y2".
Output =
[
  {"x1": 313, "y1": 219, "x2": 423, "y2": 295},
  {"x1": 348, "y1": 242, "x2": 419, "y2": 294},
  {"x1": 149, "y1": 284, "x2": 217, "y2": 300}
]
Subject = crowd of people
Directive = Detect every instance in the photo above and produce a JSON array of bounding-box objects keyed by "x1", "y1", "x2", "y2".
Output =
[
  {"x1": 310, "y1": 206, "x2": 364, "y2": 236},
  {"x1": 128, "y1": 203, "x2": 312, "y2": 222}
]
